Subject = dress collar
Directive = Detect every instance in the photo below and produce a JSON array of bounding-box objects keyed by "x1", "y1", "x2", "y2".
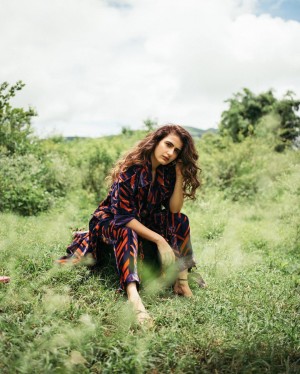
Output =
[{"x1": 139, "y1": 159, "x2": 168, "y2": 188}]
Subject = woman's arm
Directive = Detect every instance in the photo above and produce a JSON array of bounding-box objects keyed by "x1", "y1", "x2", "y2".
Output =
[
  {"x1": 126, "y1": 219, "x2": 175, "y2": 266},
  {"x1": 169, "y1": 162, "x2": 184, "y2": 213},
  {"x1": 126, "y1": 218, "x2": 161, "y2": 243}
]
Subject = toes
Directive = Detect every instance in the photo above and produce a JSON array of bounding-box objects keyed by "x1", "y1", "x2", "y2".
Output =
[
  {"x1": 0, "y1": 276, "x2": 10, "y2": 283},
  {"x1": 136, "y1": 310, "x2": 154, "y2": 328}
]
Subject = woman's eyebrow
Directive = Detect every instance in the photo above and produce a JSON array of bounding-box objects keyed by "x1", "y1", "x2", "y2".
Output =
[
  {"x1": 166, "y1": 139, "x2": 182, "y2": 152},
  {"x1": 174, "y1": 143, "x2": 182, "y2": 152}
]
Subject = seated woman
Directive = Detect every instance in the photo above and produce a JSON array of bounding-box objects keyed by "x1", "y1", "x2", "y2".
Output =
[{"x1": 58, "y1": 124, "x2": 202, "y2": 324}]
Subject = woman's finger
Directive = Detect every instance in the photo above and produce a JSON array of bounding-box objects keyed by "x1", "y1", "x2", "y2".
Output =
[
  {"x1": 158, "y1": 245, "x2": 175, "y2": 267},
  {"x1": 162, "y1": 253, "x2": 171, "y2": 268},
  {"x1": 167, "y1": 251, "x2": 175, "y2": 266}
]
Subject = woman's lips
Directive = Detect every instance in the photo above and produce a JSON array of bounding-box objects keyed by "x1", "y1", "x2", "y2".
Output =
[{"x1": 162, "y1": 156, "x2": 170, "y2": 162}]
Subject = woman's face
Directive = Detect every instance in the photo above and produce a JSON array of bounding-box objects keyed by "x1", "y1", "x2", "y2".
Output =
[{"x1": 151, "y1": 133, "x2": 183, "y2": 168}]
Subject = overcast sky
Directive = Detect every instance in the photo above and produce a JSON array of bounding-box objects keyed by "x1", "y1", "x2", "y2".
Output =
[{"x1": 1, "y1": 0, "x2": 300, "y2": 137}]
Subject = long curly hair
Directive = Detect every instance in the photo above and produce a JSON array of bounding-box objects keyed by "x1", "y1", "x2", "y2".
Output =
[{"x1": 109, "y1": 124, "x2": 201, "y2": 199}]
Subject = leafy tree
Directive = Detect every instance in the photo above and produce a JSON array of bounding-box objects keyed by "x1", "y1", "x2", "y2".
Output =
[
  {"x1": 276, "y1": 91, "x2": 300, "y2": 142},
  {"x1": 143, "y1": 118, "x2": 158, "y2": 132},
  {"x1": 219, "y1": 88, "x2": 300, "y2": 146},
  {"x1": 121, "y1": 125, "x2": 134, "y2": 136},
  {"x1": 0, "y1": 81, "x2": 37, "y2": 155},
  {"x1": 0, "y1": 81, "x2": 77, "y2": 215},
  {"x1": 219, "y1": 89, "x2": 275, "y2": 142}
]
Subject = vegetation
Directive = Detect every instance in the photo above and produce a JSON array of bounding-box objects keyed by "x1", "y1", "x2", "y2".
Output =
[
  {"x1": 0, "y1": 83, "x2": 299, "y2": 373},
  {"x1": 219, "y1": 88, "x2": 300, "y2": 149},
  {"x1": 143, "y1": 118, "x2": 158, "y2": 132},
  {"x1": 0, "y1": 82, "x2": 76, "y2": 215},
  {"x1": 183, "y1": 126, "x2": 217, "y2": 138},
  {"x1": 0, "y1": 81, "x2": 37, "y2": 155}
]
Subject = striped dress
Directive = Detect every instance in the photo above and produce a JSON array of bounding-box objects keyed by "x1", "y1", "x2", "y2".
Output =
[{"x1": 59, "y1": 160, "x2": 196, "y2": 289}]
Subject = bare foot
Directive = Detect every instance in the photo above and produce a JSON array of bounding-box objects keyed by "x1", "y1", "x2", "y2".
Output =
[
  {"x1": 129, "y1": 295, "x2": 153, "y2": 325},
  {"x1": 126, "y1": 282, "x2": 153, "y2": 326},
  {"x1": 0, "y1": 276, "x2": 10, "y2": 284},
  {"x1": 173, "y1": 279, "x2": 193, "y2": 297}
]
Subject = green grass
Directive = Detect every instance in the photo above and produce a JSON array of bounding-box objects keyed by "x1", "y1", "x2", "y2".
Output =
[
  {"x1": 1, "y1": 136, "x2": 300, "y2": 373},
  {"x1": 1, "y1": 178, "x2": 299, "y2": 374}
]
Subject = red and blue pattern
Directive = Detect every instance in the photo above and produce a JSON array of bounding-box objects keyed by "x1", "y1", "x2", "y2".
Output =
[{"x1": 58, "y1": 160, "x2": 196, "y2": 289}]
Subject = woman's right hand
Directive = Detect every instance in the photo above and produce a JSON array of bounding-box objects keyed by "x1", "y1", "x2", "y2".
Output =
[
  {"x1": 156, "y1": 236, "x2": 176, "y2": 268},
  {"x1": 126, "y1": 220, "x2": 176, "y2": 268}
]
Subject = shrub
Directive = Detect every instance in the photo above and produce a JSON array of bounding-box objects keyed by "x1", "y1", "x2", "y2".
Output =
[
  {"x1": 0, "y1": 81, "x2": 37, "y2": 155},
  {"x1": 219, "y1": 88, "x2": 300, "y2": 146},
  {"x1": 85, "y1": 147, "x2": 117, "y2": 201},
  {"x1": 199, "y1": 135, "x2": 267, "y2": 201},
  {"x1": 0, "y1": 153, "x2": 74, "y2": 215}
]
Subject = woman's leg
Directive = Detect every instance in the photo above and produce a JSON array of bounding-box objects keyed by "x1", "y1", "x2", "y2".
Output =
[
  {"x1": 173, "y1": 269, "x2": 193, "y2": 297},
  {"x1": 101, "y1": 224, "x2": 140, "y2": 287},
  {"x1": 126, "y1": 282, "x2": 152, "y2": 325},
  {"x1": 98, "y1": 222, "x2": 152, "y2": 324},
  {"x1": 168, "y1": 213, "x2": 195, "y2": 297},
  {"x1": 147, "y1": 211, "x2": 196, "y2": 270},
  {"x1": 146, "y1": 211, "x2": 195, "y2": 296}
]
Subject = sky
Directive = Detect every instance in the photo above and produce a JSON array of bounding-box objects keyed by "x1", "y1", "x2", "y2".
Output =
[{"x1": 0, "y1": 0, "x2": 300, "y2": 137}]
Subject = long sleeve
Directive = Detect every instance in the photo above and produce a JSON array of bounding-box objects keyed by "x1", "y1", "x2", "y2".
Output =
[{"x1": 110, "y1": 170, "x2": 138, "y2": 227}]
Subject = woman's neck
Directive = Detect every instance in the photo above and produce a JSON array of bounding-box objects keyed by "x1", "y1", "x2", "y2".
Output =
[
  {"x1": 150, "y1": 153, "x2": 158, "y2": 183},
  {"x1": 150, "y1": 153, "x2": 159, "y2": 171}
]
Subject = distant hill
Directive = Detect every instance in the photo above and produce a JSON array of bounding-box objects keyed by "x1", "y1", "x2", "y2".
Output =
[
  {"x1": 63, "y1": 126, "x2": 217, "y2": 141},
  {"x1": 183, "y1": 126, "x2": 218, "y2": 138},
  {"x1": 64, "y1": 136, "x2": 90, "y2": 142}
]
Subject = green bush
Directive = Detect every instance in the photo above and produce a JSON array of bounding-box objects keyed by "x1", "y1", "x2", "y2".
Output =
[
  {"x1": 85, "y1": 147, "x2": 118, "y2": 201},
  {"x1": 197, "y1": 133, "x2": 297, "y2": 201},
  {"x1": 0, "y1": 81, "x2": 78, "y2": 215},
  {"x1": 0, "y1": 153, "x2": 74, "y2": 215},
  {"x1": 0, "y1": 81, "x2": 37, "y2": 156},
  {"x1": 198, "y1": 134, "x2": 259, "y2": 200},
  {"x1": 55, "y1": 133, "x2": 146, "y2": 202},
  {"x1": 219, "y1": 88, "x2": 300, "y2": 145}
]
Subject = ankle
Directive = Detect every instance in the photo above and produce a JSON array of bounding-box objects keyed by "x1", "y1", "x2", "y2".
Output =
[
  {"x1": 126, "y1": 282, "x2": 139, "y2": 299},
  {"x1": 176, "y1": 278, "x2": 188, "y2": 285}
]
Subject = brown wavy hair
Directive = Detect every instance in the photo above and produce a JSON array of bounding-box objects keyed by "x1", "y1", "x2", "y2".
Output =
[{"x1": 109, "y1": 124, "x2": 201, "y2": 199}]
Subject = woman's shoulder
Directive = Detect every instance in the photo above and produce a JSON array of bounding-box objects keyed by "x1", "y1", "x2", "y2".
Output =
[{"x1": 118, "y1": 164, "x2": 145, "y2": 183}]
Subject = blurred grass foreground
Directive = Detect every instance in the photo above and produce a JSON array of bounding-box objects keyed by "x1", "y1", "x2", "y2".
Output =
[{"x1": 0, "y1": 82, "x2": 299, "y2": 373}]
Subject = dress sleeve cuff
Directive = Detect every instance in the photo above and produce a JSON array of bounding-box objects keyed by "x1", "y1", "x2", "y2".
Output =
[{"x1": 113, "y1": 215, "x2": 136, "y2": 227}]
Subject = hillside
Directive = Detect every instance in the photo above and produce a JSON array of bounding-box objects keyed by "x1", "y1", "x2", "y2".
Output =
[{"x1": 183, "y1": 126, "x2": 217, "y2": 137}]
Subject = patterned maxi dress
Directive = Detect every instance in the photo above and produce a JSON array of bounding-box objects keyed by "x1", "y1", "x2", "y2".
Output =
[{"x1": 59, "y1": 160, "x2": 196, "y2": 289}]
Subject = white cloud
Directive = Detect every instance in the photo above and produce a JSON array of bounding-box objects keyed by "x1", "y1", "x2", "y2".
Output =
[{"x1": 0, "y1": 0, "x2": 299, "y2": 137}]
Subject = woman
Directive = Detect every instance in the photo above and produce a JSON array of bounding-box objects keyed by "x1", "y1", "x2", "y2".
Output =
[{"x1": 59, "y1": 124, "x2": 201, "y2": 324}]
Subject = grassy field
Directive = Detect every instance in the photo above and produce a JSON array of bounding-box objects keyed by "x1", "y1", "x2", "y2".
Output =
[
  {"x1": 1, "y1": 165, "x2": 299, "y2": 374},
  {"x1": 1, "y1": 131, "x2": 300, "y2": 373}
]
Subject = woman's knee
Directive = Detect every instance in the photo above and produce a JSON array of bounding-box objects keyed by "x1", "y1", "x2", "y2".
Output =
[
  {"x1": 118, "y1": 226, "x2": 138, "y2": 241},
  {"x1": 170, "y1": 212, "x2": 189, "y2": 225}
]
